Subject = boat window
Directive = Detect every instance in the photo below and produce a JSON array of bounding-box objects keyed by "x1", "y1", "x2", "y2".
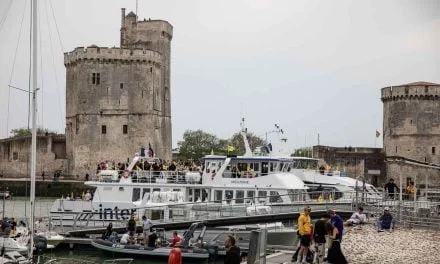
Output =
[
  {"x1": 142, "y1": 188, "x2": 150, "y2": 199},
  {"x1": 288, "y1": 189, "x2": 300, "y2": 202},
  {"x1": 246, "y1": 191, "x2": 255, "y2": 204},
  {"x1": 225, "y1": 190, "x2": 233, "y2": 204},
  {"x1": 132, "y1": 188, "x2": 141, "y2": 202},
  {"x1": 214, "y1": 190, "x2": 222, "y2": 203},
  {"x1": 269, "y1": 191, "x2": 282, "y2": 203},
  {"x1": 236, "y1": 190, "x2": 244, "y2": 204},
  {"x1": 202, "y1": 189, "x2": 209, "y2": 201},
  {"x1": 252, "y1": 163, "x2": 259, "y2": 172},
  {"x1": 195, "y1": 189, "x2": 201, "y2": 202},
  {"x1": 261, "y1": 162, "x2": 269, "y2": 176},
  {"x1": 269, "y1": 163, "x2": 275, "y2": 172},
  {"x1": 257, "y1": 191, "x2": 267, "y2": 203},
  {"x1": 153, "y1": 188, "x2": 160, "y2": 192}
]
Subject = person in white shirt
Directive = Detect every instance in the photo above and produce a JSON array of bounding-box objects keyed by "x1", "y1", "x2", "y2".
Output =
[
  {"x1": 142, "y1": 215, "x2": 153, "y2": 244},
  {"x1": 346, "y1": 206, "x2": 367, "y2": 226},
  {"x1": 120, "y1": 232, "x2": 130, "y2": 244},
  {"x1": 84, "y1": 190, "x2": 92, "y2": 201}
]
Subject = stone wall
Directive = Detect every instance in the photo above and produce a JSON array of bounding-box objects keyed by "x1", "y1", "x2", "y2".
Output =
[
  {"x1": 0, "y1": 134, "x2": 67, "y2": 178},
  {"x1": 381, "y1": 82, "x2": 440, "y2": 186},
  {"x1": 313, "y1": 145, "x2": 386, "y2": 186}
]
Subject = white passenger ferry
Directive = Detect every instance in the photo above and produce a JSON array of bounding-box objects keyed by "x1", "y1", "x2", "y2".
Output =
[{"x1": 50, "y1": 122, "x2": 381, "y2": 223}]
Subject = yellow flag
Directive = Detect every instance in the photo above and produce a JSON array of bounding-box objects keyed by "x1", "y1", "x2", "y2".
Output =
[
  {"x1": 227, "y1": 145, "x2": 235, "y2": 152},
  {"x1": 210, "y1": 149, "x2": 214, "y2": 155}
]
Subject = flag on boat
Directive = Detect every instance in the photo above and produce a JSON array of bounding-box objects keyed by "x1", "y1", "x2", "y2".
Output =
[
  {"x1": 227, "y1": 145, "x2": 235, "y2": 152},
  {"x1": 376, "y1": 130, "x2": 381, "y2": 138},
  {"x1": 140, "y1": 147, "x2": 146, "y2": 157},
  {"x1": 267, "y1": 143, "x2": 273, "y2": 152},
  {"x1": 210, "y1": 149, "x2": 214, "y2": 155},
  {"x1": 148, "y1": 143, "x2": 154, "y2": 157}
]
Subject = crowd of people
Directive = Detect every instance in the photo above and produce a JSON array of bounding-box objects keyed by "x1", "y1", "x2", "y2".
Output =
[
  {"x1": 102, "y1": 215, "x2": 182, "y2": 249},
  {"x1": 294, "y1": 205, "x2": 394, "y2": 264}
]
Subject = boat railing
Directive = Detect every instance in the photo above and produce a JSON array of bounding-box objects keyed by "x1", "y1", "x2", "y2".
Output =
[{"x1": 94, "y1": 169, "x2": 202, "y2": 184}]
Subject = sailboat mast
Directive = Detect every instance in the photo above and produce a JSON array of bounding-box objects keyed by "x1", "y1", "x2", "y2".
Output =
[{"x1": 30, "y1": 0, "x2": 38, "y2": 259}]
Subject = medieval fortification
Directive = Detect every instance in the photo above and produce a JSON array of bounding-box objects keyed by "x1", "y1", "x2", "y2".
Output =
[
  {"x1": 382, "y1": 81, "x2": 440, "y2": 186},
  {"x1": 64, "y1": 9, "x2": 172, "y2": 176}
]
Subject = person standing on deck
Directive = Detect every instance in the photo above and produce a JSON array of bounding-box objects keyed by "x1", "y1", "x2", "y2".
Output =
[{"x1": 142, "y1": 215, "x2": 153, "y2": 244}]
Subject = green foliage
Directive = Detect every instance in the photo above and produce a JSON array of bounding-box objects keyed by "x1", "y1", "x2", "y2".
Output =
[
  {"x1": 292, "y1": 148, "x2": 313, "y2": 157},
  {"x1": 10, "y1": 127, "x2": 55, "y2": 137},
  {"x1": 177, "y1": 130, "x2": 265, "y2": 159},
  {"x1": 177, "y1": 130, "x2": 226, "y2": 160},
  {"x1": 228, "y1": 132, "x2": 266, "y2": 155}
]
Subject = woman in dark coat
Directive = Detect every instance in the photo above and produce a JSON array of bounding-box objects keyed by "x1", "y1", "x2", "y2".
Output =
[{"x1": 326, "y1": 222, "x2": 347, "y2": 264}]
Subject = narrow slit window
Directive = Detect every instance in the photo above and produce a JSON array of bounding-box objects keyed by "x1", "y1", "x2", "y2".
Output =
[
  {"x1": 120, "y1": 83, "x2": 124, "y2": 89},
  {"x1": 101, "y1": 125, "x2": 107, "y2": 134},
  {"x1": 123, "y1": 125, "x2": 128, "y2": 134},
  {"x1": 432, "y1": 147, "x2": 436, "y2": 155}
]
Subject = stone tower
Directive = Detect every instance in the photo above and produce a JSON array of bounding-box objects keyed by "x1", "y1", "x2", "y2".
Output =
[
  {"x1": 65, "y1": 9, "x2": 173, "y2": 176},
  {"x1": 381, "y1": 81, "x2": 440, "y2": 186}
]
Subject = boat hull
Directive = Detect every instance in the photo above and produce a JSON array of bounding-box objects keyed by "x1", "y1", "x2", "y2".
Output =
[{"x1": 91, "y1": 239, "x2": 210, "y2": 260}]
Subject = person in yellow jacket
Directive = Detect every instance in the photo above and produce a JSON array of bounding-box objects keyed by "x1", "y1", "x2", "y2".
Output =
[{"x1": 297, "y1": 206, "x2": 312, "y2": 264}]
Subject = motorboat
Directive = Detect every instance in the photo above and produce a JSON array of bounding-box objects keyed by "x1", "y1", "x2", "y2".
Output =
[
  {"x1": 0, "y1": 236, "x2": 28, "y2": 255},
  {"x1": 91, "y1": 222, "x2": 217, "y2": 261},
  {"x1": 0, "y1": 251, "x2": 31, "y2": 264}
]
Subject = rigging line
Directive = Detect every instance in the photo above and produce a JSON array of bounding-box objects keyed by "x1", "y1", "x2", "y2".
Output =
[
  {"x1": 6, "y1": 0, "x2": 28, "y2": 137},
  {"x1": 44, "y1": 0, "x2": 64, "y2": 130},
  {"x1": 48, "y1": 0, "x2": 64, "y2": 51},
  {"x1": 0, "y1": 0, "x2": 13, "y2": 32},
  {"x1": 38, "y1": 0, "x2": 44, "y2": 129}
]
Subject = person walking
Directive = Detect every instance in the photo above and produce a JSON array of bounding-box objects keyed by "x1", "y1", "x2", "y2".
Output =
[{"x1": 224, "y1": 235, "x2": 240, "y2": 264}]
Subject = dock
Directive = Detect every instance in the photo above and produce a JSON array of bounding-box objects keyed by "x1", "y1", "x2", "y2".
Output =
[{"x1": 266, "y1": 251, "x2": 294, "y2": 264}]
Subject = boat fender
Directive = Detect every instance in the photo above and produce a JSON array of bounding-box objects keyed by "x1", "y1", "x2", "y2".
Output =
[{"x1": 168, "y1": 247, "x2": 182, "y2": 264}]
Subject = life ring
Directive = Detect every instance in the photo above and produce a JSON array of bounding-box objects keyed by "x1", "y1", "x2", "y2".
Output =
[{"x1": 123, "y1": 170, "x2": 130, "y2": 179}]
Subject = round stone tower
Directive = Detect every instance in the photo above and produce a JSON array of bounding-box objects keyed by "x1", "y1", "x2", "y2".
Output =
[
  {"x1": 64, "y1": 9, "x2": 173, "y2": 176},
  {"x1": 381, "y1": 81, "x2": 440, "y2": 186}
]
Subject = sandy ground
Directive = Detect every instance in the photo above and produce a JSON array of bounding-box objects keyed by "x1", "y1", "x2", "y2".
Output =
[
  {"x1": 342, "y1": 223, "x2": 440, "y2": 264},
  {"x1": 266, "y1": 222, "x2": 440, "y2": 264}
]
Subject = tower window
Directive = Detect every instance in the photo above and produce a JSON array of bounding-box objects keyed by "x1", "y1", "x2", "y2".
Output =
[
  {"x1": 123, "y1": 125, "x2": 128, "y2": 134},
  {"x1": 92, "y1": 73, "x2": 101, "y2": 85},
  {"x1": 432, "y1": 147, "x2": 436, "y2": 155},
  {"x1": 101, "y1": 125, "x2": 107, "y2": 134},
  {"x1": 120, "y1": 83, "x2": 124, "y2": 89},
  {"x1": 13, "y1": 152, "x2": 18, "y2": 160},
  {"x1": 395, "y1": 146, "x2": 397, "y2": 153}
]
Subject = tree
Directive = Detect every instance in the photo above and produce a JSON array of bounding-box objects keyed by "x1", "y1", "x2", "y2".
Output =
[
  {"x1": 10, "y1": 127, "x2": 56, "y2": 137},
  {"x1": 177, "y1": 130, "x2": 227, "y2": 160},
  {"x1": 228, "y1": 132, "x2": 266, "y2": 156},
  {"x1": 292, "y1": 148, "x2": 313, "y2": 158}
]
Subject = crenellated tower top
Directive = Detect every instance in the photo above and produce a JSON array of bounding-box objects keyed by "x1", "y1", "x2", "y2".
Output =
[{"x1": 381, "y1": 82, "x2": 440, "y2": 102}]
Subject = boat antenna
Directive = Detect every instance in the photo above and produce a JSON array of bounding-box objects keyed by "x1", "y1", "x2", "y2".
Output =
[{"x1": 240, "y1": 118, "x2": 252, "y2": 157}]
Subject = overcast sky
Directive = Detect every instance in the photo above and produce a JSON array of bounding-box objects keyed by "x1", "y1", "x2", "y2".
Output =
[{"x1": 0, "y1": 0, "x2": 439, "y2": 152}]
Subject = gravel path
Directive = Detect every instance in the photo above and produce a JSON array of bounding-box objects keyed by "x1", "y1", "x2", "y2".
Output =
[{"x1": 343, "y1": 223, "x2": 440, "y2": 264}]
